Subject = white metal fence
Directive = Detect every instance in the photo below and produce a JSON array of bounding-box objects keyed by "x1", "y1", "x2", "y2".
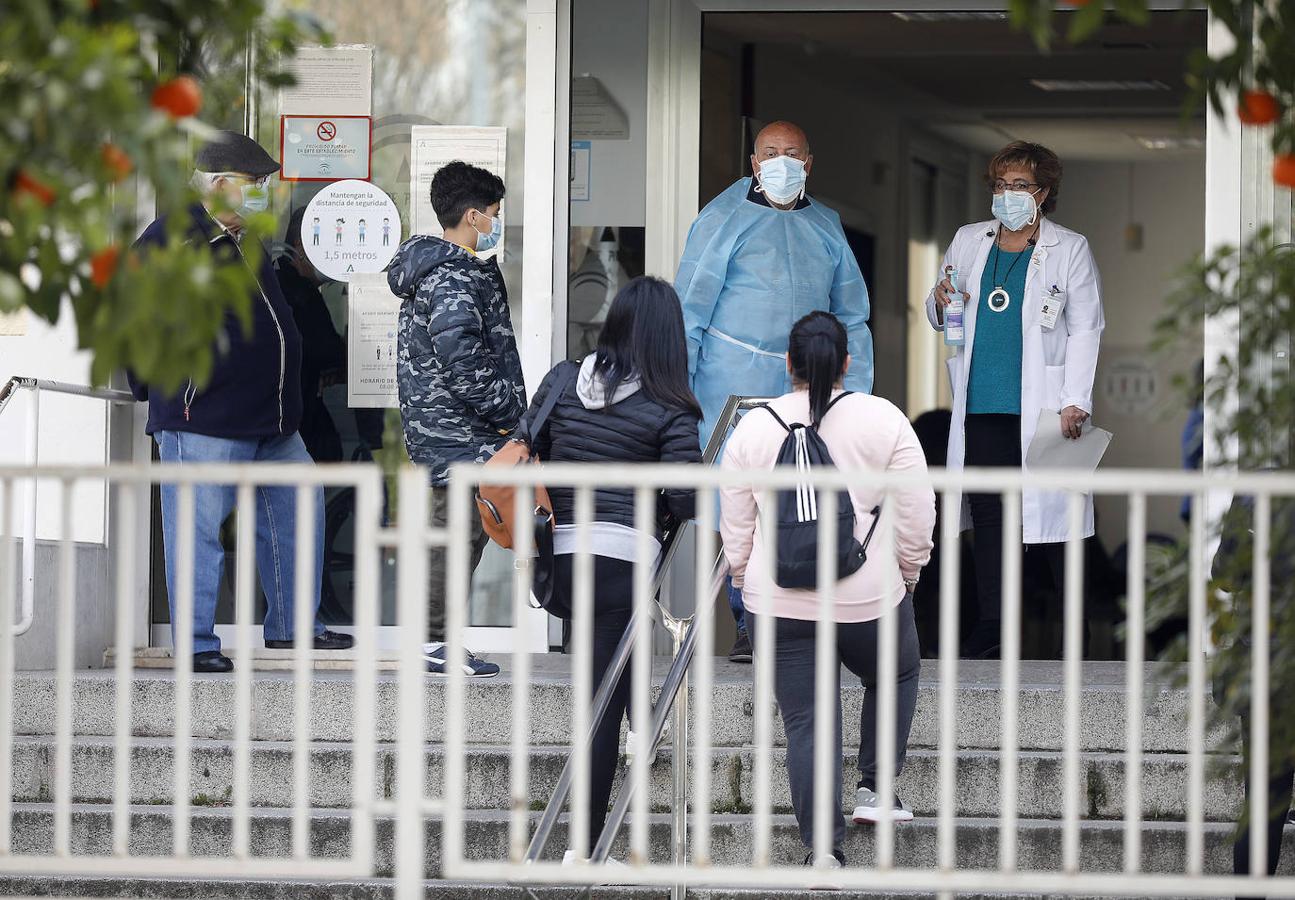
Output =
[{"x1": 0, "y1": 459, "x2": 1292, "y2": 898}]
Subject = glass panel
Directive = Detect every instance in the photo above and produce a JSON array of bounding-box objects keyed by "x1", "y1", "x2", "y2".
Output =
[
  {"x1": 567, "y1": 0, "x2": 649, "y2": 360},
  {"x1": 152, "y1": 0, "x2": 531, "y2": 634}
]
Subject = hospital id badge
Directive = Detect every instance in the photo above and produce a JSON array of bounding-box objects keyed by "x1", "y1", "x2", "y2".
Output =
[{"x1": 1040, "y1": 288, "x2": 1066, "y2": 330}]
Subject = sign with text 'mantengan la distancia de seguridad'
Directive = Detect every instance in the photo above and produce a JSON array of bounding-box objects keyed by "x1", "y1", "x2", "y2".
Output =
[{"x1": 301, "y1": 179, "x2": 401, "y2": 283}]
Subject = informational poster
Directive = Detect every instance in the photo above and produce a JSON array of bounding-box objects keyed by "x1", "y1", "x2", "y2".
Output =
[
  {"x1": 571, "y1": 76, "x2": 630, "y2": 140},
  {"x1": 0, "y1": 309, "x2": 26, "y2": 336},
  {"x1": 347, "y1": 273, "x2": 400, "y2": 409},
  {"x1": 301, "y1": 179, "x2": 401, "y2": 282},
  {"x1": 280, "y1": 45, "x2": 372, "y2": 117},
  {"x1": 409, "y1": 125, "x2": 507, "y2": 259},
  {"x1": 1100, "y1": 353, "x2": 1160, "y2": 417},
  {"x1": 280, "y1": 116, "x2": 371, "y2": 181},
  {"x1": 570, "y1": 141, "x2": 591, "y2": 201}
]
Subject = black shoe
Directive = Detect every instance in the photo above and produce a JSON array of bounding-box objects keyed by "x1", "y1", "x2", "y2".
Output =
[
  {"x1": 264, "y1": 629, "x2": 355, "y2": 650},
  {"x1": 961, "y1": 620, "x2": 1001, "y2": 660},
  {"x1": 802, "y1": 848, "x2": 847, "y2": 867},
  {"x1": 192, "y1": 651, "x2": 233, "y2": 674},
  {"x1": 728, "y1": 631, "x2": 753, "y2": 663}
]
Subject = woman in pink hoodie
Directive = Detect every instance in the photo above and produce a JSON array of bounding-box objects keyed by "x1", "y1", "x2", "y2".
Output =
[{"x1": 720, "y1": 311, "x2": 936, "y2": 868}]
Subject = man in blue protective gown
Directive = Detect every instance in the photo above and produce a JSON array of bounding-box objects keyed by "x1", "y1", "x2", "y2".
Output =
[{"x1": 675, "y1": 120, "x2": 874, "y2": 661}]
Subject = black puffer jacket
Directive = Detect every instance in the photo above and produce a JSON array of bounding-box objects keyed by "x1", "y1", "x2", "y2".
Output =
[{"x1": 526, "y1": 359, "x2": 700, "y2": 530}]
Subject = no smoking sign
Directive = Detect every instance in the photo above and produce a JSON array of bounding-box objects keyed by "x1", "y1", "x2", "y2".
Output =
[{"x1": 280, "y1": 115, "x2": 371, "y2": 182}]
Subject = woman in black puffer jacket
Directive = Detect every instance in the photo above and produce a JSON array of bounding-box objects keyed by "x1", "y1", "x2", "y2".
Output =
[{"x1": 525, "y1": 276, "x2": 701, "y2": 861}]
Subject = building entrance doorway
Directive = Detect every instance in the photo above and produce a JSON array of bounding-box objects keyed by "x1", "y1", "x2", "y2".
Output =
[{"x1": 674, "y1": 6, "x2": 1207, "y2": 660}]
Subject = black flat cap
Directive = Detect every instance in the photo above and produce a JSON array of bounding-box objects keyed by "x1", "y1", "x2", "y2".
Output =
[{"x1": 195, "y1": 130, "x2": 280, "y2": 178}]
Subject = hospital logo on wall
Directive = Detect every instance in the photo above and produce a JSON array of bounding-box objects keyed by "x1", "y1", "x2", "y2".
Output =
[{"x1": 302, "y1": 179, "x2": 401, "y2": 283}]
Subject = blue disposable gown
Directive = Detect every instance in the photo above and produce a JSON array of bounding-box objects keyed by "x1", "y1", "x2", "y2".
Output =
[{"x1": 675, "y1": 178, "x2": 874, "y2": 448}]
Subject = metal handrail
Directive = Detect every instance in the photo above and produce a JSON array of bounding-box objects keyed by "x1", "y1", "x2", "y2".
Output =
[
  {"x1": 522, "y1": 394, "x2": 768, "y2": 894},
  {"x1": 0, "y1": 376, "x2": 138, "y2": 635}
]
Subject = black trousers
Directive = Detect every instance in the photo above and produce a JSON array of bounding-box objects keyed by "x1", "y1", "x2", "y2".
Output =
[
  {"x1": 1235, "y1": 710, "x2": 1294, "y2": 898},
  {"x1": 552, "y1": 554, "x2": 637, "y2": 856},
  {"x1": 964, "y1": 413, "x2": 1086, "y2": 629}
]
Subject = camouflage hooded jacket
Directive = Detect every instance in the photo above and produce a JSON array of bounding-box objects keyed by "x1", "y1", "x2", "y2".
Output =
[{"x1": 387, "y1": 235, "x2": 526, "y2": 483}]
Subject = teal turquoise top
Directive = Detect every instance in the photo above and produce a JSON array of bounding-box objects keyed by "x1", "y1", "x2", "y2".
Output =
[{"x1": 967, "y1": 245, "x2": 1032, "y2": 415}]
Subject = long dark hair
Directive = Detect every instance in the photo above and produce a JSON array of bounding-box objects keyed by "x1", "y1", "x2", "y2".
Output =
[
  {"x1": 788, "y1": 311, "x2": 848, "y2": 428},
  {"x1": 593, "y1": 276, "x2": 702, "y2": 418}
]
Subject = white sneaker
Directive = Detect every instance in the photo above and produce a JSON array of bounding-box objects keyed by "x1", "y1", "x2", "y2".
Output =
[
  {"x1": 803, "y1": 849, "x2": 845, "y2": 891},
  {"x1": 623, "y1": 720, "x2": 669, "y2": 767},
  {"x1": 851, "y1": 786, "x2": 914, "y2": 824}
]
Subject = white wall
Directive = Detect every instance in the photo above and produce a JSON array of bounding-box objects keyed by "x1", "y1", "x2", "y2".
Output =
[
  {"x1": 0, "y1": 303, "x2": 109, "y2": 544},
  {"x1": 569, "y1": 0, "x2": 648, "y2": 228},
  {"x1": 1053, "y1": 157, "x2": 1206, "y2": 546}
]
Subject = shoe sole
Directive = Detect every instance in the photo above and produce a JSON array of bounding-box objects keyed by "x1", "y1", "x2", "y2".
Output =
[
  {"x1": 851, "y1": 808, "x2": 914, "y2": 825},
  {"x1": 728, "y1": 654, "x2": 753, "y2": 663},
  {"x1": 423, "y1": 667, "x2": 500, "y2": 679}
]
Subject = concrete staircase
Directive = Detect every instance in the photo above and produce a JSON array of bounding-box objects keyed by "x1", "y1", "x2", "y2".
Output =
[{"x1": 3, "y1": 657, "x2": 1289, "y2": 898}]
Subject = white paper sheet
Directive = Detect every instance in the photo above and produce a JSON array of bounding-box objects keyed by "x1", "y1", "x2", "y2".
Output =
[
  {"x1": 347, "y1": 273, "x2": 400, "y2": 409},
  {"x1": 1024, "y1": 409, "x2": 1113, "y2": 476},
  {"x1": 409, "y1": 125, "x2": 507, "y2": 260},
  {"x1": 279, "y1": 45, "x2": 373, "y2": 116}
]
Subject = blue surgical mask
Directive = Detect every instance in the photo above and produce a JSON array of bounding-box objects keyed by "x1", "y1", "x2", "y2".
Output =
[
  {"x1": 238, "y1": 183, "x2": 270, "y2": 216},
  {"x1": 756, "y1": 155, "x2": 808, "y2": 206},
  {"x1": 473, "y1": 210, "x2": 502, "y2": 252},
  {"x1": 991, "y1": 189, "x2": 1039, "y2": 231}
]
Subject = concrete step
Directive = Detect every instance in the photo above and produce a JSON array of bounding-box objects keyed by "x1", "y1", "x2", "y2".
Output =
[
  {"x1": 8, "y1": 735, "x2": 1243, "y2": 822},
  {"x1": 8, "y1": 659, "x2": 1226, "y2": 754},
  {"x1": 0, "y1": 875, "x2": 1225, "y2": 900},
  {"x1": 8, "y1": 804, "x2": 1293, "y2": 878}
]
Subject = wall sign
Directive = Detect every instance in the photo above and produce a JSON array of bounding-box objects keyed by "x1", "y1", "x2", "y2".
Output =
[
  {"x1": 301, "y1": 180, "x2": 401, "y2": 283},
  {"x1": 347, "y1": 273, "x2": 400, "y2": 409},
  {"x1": 409, "y1": 125, "x2": 507, "y2": 260},
  {"x1": 280, "y1": 115, "x2": 372, "y2": 182},
  {"x1": 279, "y1": 45, "x2": 373, "y2": 117}
]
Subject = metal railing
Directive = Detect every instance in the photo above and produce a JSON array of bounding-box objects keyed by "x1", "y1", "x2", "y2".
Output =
[
  {"x1": 438, "y1": 459, "x2": 1295, "y2": 898},
  {"x1": 0, "y1": 455, "x2": 1292, "y2": 897},
  {"x1": 0, "y1": 377, "x2": 137, "y2": 635}
]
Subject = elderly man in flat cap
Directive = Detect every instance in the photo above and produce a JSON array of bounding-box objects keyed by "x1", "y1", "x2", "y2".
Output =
[{"x1": 129, "y1": 130, "x2": 353, "y2": 672}]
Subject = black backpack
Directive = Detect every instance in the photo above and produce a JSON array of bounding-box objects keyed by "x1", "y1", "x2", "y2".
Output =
[{"x1": 760, "y1": 392, "x2": 881, "y2": 590}]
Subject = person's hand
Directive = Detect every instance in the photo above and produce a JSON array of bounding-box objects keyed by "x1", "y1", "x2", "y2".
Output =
[
  {"x1": 1060, "y1": 405, "x2": 1089, "y2": 440},
  {"x1": 933, "y1": 276, "x2": 969, "y2": 310}
]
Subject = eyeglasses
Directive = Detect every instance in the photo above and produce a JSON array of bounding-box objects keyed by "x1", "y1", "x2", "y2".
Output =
[{"x1": 991, "y1": 178, "x2": 1040, "y2": 193}]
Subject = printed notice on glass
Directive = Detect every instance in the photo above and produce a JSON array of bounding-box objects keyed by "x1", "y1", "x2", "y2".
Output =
[
  {"x1": 0, "y1": 309, "x2": 26, "y2": 336},
  {"x1": 280, "y1": 45, "x2": 372, "y2": 117},
  {"x1": 571, "y1": 76, "x2": 629, "y2": 140},
  {"x1": 347, "y1": 273, "x2": 400, "y2": 409},
  {"x1": 409, "y1": 125, "x2": 507, "y2": 259}
]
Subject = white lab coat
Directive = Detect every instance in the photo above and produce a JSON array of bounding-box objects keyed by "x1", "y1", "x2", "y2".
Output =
[{"x1": 924, "y1": 217, "x2": 1105, "y2": 544}]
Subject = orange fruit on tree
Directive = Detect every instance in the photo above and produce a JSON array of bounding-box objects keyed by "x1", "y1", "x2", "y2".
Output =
[
  {"x1": 12, "y1": 170, "x2": 56, "y2": 206},
  {"x1": 1274, "y1": 154, "x2": 1295, "y2": 189},
  {"x1": 101, "y1": 143, "x2": 133, "y2": 181},
  {"x1": 89, "y1": 247, "x2": 119, "y2": 288},
  {"x1": 1238, "y1": 90, "x2": 1281, "y2": 126},
  {"x1": 151, "y1": 76, "x2": 202, "y2": 118}
]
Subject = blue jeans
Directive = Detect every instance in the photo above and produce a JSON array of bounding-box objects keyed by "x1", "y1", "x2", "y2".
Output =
[
  {"x1": 727, "y1": 576, "x2": 746, "y2": 636},
  {"x1": 156, "y1": 430, "x2": 325, "y2": 654}
]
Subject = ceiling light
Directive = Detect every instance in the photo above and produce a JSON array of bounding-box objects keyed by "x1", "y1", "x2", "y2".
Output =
[
  {"x1": 892, "y1": 11, "x2": 1008, "y2": 22},
  {"x1": 1133, "y1": 135, "x2": 1205, "y2": 151},
  {"x1": 1031, "y1": 79, "x2": 1171, "y2": 92}
]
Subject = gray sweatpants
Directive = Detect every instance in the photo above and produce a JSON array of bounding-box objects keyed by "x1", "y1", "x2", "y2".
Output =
[{"x1": 747, "y1": 595, "x2": 921, "y2": 852}]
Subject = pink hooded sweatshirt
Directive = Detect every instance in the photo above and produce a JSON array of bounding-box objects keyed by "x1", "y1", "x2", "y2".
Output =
[{"x1": 720, "y1": 389, "x2": 936, "y2": 623}]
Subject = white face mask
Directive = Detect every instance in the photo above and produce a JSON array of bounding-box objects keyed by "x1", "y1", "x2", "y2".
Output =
[
  {"x1": 756, "y1": 155, "x2": 808, "y2": 205},
  {"x1": 991, "y1": 189, "x2": 1040, "y2": 231}
]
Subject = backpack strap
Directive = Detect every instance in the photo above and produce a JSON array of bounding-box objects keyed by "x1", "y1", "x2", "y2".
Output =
[
  {"x1": 823, "y1": 391, "x2": 853, "y2": 415},
  {"x1": 759, "y1": 404, "x2": 794, "y2": 434}
]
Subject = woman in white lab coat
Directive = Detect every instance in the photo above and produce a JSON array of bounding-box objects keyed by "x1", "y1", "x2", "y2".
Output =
[{"x1": 925, "y1": 141, "x2": 1104, "y2": 659}]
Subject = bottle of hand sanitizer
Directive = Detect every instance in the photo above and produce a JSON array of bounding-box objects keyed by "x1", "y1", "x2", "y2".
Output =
[{"x1": 943, "y1": 266, "x2": 965, "y2": 347}]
